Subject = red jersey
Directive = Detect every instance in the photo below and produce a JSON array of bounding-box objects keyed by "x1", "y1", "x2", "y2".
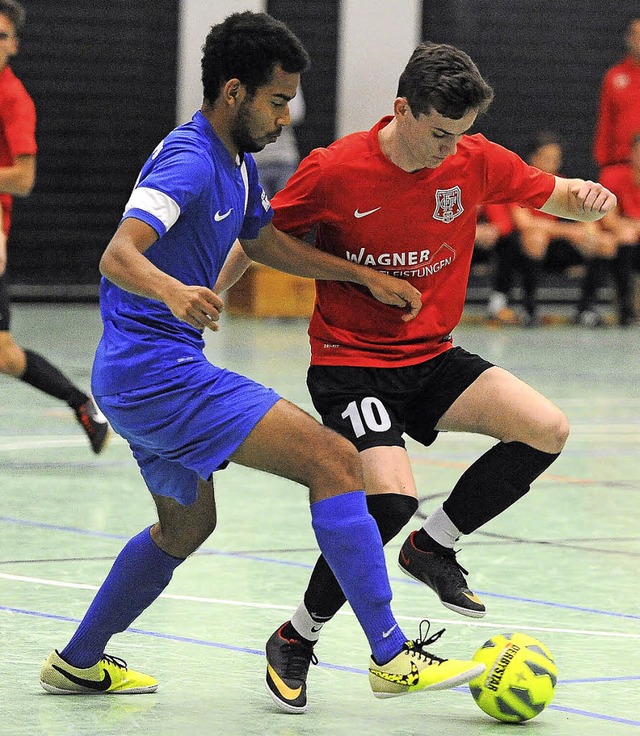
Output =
[
  {"x1": 593, "y1": 56, "x2": 640, "y2": 168},
  {"x1": 0, "y1": 65, "x2": 37, "y2": 235},
  {"x1": 272, "y1": 117, "x2": 555, "y2": 367},
  {"x1": 599, "y1": 163, "x2": 640, "y2": 219}
]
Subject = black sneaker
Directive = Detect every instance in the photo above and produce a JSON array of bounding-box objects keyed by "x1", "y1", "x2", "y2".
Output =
[
  {"x1": 398, "y1": 531, "x2": 486, "y2": 618},
  {"x1": 74, "y1": 397, "x2": 110, "y2": 454},
  {"x1": 265, "y1": 623, "x2": 317, "y2": 714}
]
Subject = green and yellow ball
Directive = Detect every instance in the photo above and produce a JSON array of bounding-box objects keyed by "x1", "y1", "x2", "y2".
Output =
[{"x1": 469, "y1": 632, "x2": 557, "y2": 722}]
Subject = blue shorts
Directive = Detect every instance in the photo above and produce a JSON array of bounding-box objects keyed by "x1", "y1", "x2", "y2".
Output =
[{"x1": 95, "y1": 360, "x2": 280, "y2": 505}]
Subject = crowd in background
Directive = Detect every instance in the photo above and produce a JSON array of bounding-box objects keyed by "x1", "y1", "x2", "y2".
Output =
[{"x1": 473, "y1": 16, "x2": 640, "y2": 328}]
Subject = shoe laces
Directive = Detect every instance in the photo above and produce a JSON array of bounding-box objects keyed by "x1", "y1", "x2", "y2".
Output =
[
  {"x1": 281, "y1": 637, "x2": 318, "y2": 679},
  {"x1": 405, "y1": 620, "x2": 447, "y2": 665},
  {"x1": 101, "y1": 654, "x2": 128, "y2": 670},
  {"x1": 439, "y1": 546, "x2": 469, "y2": 577}
]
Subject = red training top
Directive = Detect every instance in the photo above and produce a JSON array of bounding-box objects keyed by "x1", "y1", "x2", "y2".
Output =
[
  {"x1": 272, "y1": 117, "x2": 555, "y2": 368},
  {"x1": 593, "y1": 56, "x2": 640, "y2": 169},
  {"x1": 0, "y1": 65, "x2": 37, "y2": 235},
  {"x1": 599, "y1": 163, "x2": 640, "y2": 218}
]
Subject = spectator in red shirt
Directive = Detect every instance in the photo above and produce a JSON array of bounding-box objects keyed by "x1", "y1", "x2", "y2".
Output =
[
  {"x1": 599, "y1": 130, "x2": 640, "y2": 324},
  {"x1": 594, "y1": 16, "x2": 640, "y2": 170},
  {"x1": 483, "y1": 132, "x2": 618, "y2": 326},
  {"x1": 0, "y1": 0, "x2": 109, "y2": 452}
]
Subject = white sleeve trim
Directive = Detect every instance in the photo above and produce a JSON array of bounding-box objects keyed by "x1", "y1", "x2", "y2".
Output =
[{"x1": 123, "y1": 187, "x2": 181, "y2": 231}]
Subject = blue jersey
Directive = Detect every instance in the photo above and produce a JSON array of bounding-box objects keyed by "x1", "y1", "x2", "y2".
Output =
[{"x1": 92, "y1": 111, "x2": 273, "y2": 396}]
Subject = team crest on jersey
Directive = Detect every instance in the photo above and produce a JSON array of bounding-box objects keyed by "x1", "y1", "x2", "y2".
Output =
[
  {"x1": 261, "y1": 188, "x2": 271, "y2": 211},
  {"x1": 433, "y1": 186, "x2": 464, "y2": 223}
]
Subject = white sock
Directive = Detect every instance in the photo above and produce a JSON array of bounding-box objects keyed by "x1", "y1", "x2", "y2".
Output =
[
  {"x1": 487, "y1": 291, "x2": 507, "y2": 317},
  {"x1": 423, "y1": 506, "x2": 461, "y2": 548},
  {"x1": 290, "y1": 602, "x2": 327, "y2": 643}
]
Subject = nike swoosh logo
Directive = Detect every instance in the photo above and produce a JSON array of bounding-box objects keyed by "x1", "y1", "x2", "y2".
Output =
[
  {"x1": 382, "y1": 624, "x2": 398, "y2": 639},
  {"x1": 354, "y1": 207, "x2": 381, "y2": 218},
  {"x1": 463, "y1": 591, "x2": 483, "y2": 605},
  {"x1": 310, "y1": 625, "x2": 323, "y2": 632},
  {"x1": 369, "y1": 661, "x2": 420, "y2": 687},
  {"x1": 214, "y1": 208, "x2": 233, "y2": 222},
  {"x1": 52, "y1": 664, "x2": 112, "y2": 692},
  {"x1": 267, "y1": 664, "x2": 302, "y2": 701}
]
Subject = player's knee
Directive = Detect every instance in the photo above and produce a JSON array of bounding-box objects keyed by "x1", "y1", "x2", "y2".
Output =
[
  {"x1": 306, "y1": 429, "x2": 364, "y2": 491},
  {"x1": 153, "y1": 515, "x2": 217, "y2": 558},
  {"x1": 367, "y1": 494, "x2": 419, "y2": 544},
  {"x1": 540, "y1": 408, "x2": 570, "y2": 453},
  {"x1": 0, "y1": 339, "x2": 25, "y2": 376}
]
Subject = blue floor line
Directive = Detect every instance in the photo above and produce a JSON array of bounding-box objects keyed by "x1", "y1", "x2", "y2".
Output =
[
  {"x1": 2, "y1": 605, "x2": 638, "y2": 727},
  {"x1": 2, "y1": 515, "x2": 639, "y2": 621}
]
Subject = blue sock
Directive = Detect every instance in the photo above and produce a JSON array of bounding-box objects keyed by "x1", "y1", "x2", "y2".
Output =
[
  {"x1": 61, "y1": 527, "x2": 183, "y2": 668},
  {"x1": 311, "y1": 491, "x2": 406, "y2": 663}
]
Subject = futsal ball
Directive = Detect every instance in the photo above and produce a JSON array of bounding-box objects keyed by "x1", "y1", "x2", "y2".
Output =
[{"x1": 468, "y1": 632, "x2": 557, "y2": 722}]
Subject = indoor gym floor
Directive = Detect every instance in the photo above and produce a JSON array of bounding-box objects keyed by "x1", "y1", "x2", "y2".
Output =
[{"x1": 0, "y1": 304, "x2": 638, "y2": 736}]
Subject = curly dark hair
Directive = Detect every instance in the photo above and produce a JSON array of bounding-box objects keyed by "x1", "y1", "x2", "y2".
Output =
[
  {"x1": 0, "y1": 0, "x2": 26, "y2": 33},
  {"x1": 201, "y1": 11, "x2": 310, "y2": 104},
  {"x1": 397, "y1": 42, "x2": 494, "y2": 120}
]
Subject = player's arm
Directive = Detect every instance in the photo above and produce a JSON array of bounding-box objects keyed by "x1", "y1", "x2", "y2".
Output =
[
  {"x1": 239, "y1": 221, "x2": 422, "y2": 321},
  {"x1": 539, "y1": 176, "x2": 617, "y2": 222},
  {"x1": 100, "y1": 217, "x2": 223, "y2": 331},
  {"x1": 214, "y1": 240, "x2": 252, "y2": 294},
  {"x1": 0, "y1": 154, "x2": 36, "y2": 197}
]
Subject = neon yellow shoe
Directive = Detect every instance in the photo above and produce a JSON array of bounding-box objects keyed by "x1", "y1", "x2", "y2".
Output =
[
  {"x1": 40, "y1": 650, "x2": 158, "y2": 694},
  {"x1": 369, "y1": 621, "x2": 485, "y2": 698}
]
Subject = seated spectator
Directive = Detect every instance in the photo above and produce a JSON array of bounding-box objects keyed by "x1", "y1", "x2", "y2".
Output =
[
  {"x1": 476, "y1": 204, "x2": 520, "y2": 324},
  {"x1": 598, "y1": 131, "x2": 640, "y2": 326},
  {"x1": 483, "y1": 132, "x2": 618, "y2": 326}
]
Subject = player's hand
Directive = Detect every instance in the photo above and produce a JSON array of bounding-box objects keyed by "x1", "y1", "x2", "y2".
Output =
[
  {"x1": 165, "y1": 285, "x2": 224, "y2": 331},
  {"x1": 569, "y1": 180, "x2": 617, "y2": 216},
  {"x1": 364, "y1": 271, "x2": 423, "y2": 321}
]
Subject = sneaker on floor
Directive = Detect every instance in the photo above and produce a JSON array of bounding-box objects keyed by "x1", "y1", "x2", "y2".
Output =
[
  {"x1": 487, "y1": 306, "x2": 521, "y2": 325},
  {"x1": 265, "y1": 623, "x2": 318, "y2": 713},
  {"x1": 399, "y1": 531, "x2": 486, "y2": 618},
  {"x1": 40, "y1": 650, "x2": 158, "y2": 694},
  {"x1": 369, "y1": 620, "x2": 485, "y2": 698},
  {"x1": 573, "y1": 309, "x2": 605, "y2": 328},
  {"x1": 75, "y1": 397, "x2": 110, "y2": 454}
]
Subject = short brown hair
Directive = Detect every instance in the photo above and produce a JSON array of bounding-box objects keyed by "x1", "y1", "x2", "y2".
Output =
[{"x1": 397, "y1": 42, "x2": 494, "y2": 120}]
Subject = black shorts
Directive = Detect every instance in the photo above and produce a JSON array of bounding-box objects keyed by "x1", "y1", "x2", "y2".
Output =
[
  {"x1": 0, "y1": 275, "x2": 11, "y2": 331},
  {"x1": 306, "y1": 347, "x2": 493, "y2": 452}
]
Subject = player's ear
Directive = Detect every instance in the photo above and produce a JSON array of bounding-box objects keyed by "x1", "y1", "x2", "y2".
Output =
[
  {"x1": 224, "y1": 79, "x2": 246, "y2": 106},
  {"x1": 394, "y1": 97, "x2": 410, "y2": 118}
]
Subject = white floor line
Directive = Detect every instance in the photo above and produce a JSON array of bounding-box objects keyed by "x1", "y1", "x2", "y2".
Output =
[{"x1": 1, "y1": 571, "x2": 638, "y2": 640}]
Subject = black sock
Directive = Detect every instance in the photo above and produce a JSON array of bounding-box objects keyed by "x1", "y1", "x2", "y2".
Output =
[
  {"x1": 303, "y1": 494, "x2": 418, "y2": 621},
  {"x1": 520, "y1": 255, "x2": 541, "y2": 317},
  {"x1": 611, "y1": 246, "x2": 635, "y2": 316},
  {"x1": 442, "y1": 441, "x2": 559, "y2": 534},
  {"x1": 281, "y1": 621, "x2": 314, "y2": 645},
  {"x1": 20, "y1": 349, "x2": 88, "y2": 408},
  {"x1": 577, "y1": 258, "x2": 606, "y2": 313},
  {"x1": 412, "y1": 528, "x2": 450, "y2": 553}
]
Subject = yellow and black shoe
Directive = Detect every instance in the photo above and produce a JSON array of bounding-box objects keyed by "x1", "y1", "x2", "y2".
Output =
[
  {"x1": 369, "y1": 621, "x2": 485, "y2": 698},
  {"x1": 265, "y1": 623, "x2": 317, "y2": 713},
  {"x1": 399, "y1": 531, "x2": 486, "y2": 618},
  {"x1": 40, "y1": 650, "x2": 158, "y2": 694}
]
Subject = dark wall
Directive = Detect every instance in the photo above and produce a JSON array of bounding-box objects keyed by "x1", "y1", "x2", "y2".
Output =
[
  {"x1": 266, "y1": 0, "x2": 339, "y2": 156},
  {"x1": 8, "y1": 0, "x2": 178, "y2": 295},
  {"x1": 422, "y1": 0, "x2": 638, "y2": 177}
]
